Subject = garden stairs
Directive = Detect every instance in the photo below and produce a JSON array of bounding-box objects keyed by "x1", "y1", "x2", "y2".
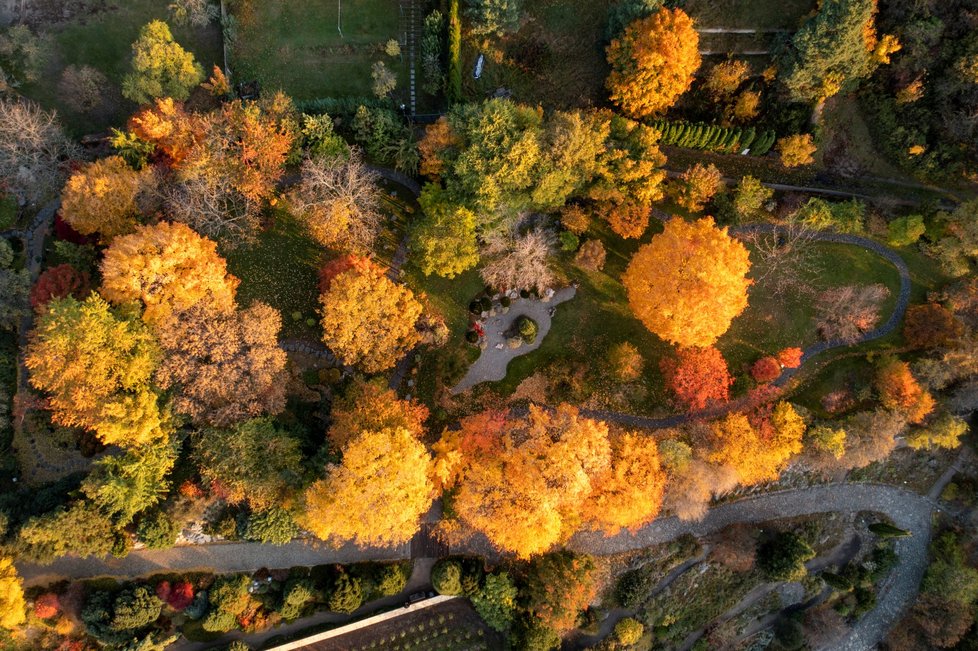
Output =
[{"x1": 399, "y1": 0, "x2": 420, "y2": 115}]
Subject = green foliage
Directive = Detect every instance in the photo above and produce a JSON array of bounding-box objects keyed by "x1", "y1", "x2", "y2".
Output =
[
  {"x1": 17, "y1": 502, "x2": 116, "y2": 563},
  {"x1": 926, "y1": 200, "x2": 978, "y2": 277},
  {"x1": 299, "y1": 113, "x2": 348, "y2": 160},
  {"x1": 421, "y1": 10, "x2": 445, "y2": 96},
  {"x1": 411, "y1": 185, "x2": 480, "y2": 278},
  {"x1": 351, "y1": 105, "x2": 410, "y2": 165},
  {"x1": 522, "y1": 551, "x2": 597, "y2": 633},
  {"x1": 922, "y1": 533, "x2": 978, "y2": 605},
  {"x1": 116, "y1": 632, "x2": 179, "y2": 651},
  {"x1": 868, "y1": 522, "x2": 910, "y2": 538},
  {"x1": 887, "y1": 215, "x2": 926, "y2": 247},
  {"x1": 517, "y1": 316, "x2": 538, "y2": 344},
  {"x1": 796, "y1": 197, "x2": 865, "y2": 233},
  {"x1": 447, "y1": 0, "x2": 463, "y2": 103},
  {"x1": 50, "y1": 240, "x2": 99, "y2": 274},
  {"x1": 605, "y1": 0, "x2": 662, "y2": 42},
  {"x1": 82, "y1": 587, "x2": 163, "y2": 644},
  {"x1": 0, "y1": 239, "x2": 28, "y2": 332},
  {"x1": 821, "y1": 571, "x2": 851, "y2": 591},
  {"x1": 559, "y1": 231, "x2": 580, "y2": 252},
  {"x1": 650, "y1": 119, "x2": 772, "y2": 156},
  {"x1": 203, "y1": 574, "x2": 251, "y2": 632},
  {"x1": 471, "y1": 572, "x2": 518, "y2": 632},
  {"x1": 244, "y1": 507, "x2": 300, "y2": 545},
  {"x1": 0, "y1": 194, "x2": 16, "y2": 230},
  {"x1": 110, "y1": 129, "x2": 156, "y2": 170},
  {"x1": 465, "y1": 0, "x2": 522, "y2": 37},
  {"x1": 778, "y1": 0, "x2": 880, "y2": 103},
  {"x1": 81, "y1": 437, "x2": 179, "y2": 526},
  {"x1": 906, "y1": 413, "x2": 968, "y2": 451},
  {"x1": 328, "y1": 572, "x2": 363, "y2": 614},
  {"x1": 0, "y1": 24, "x2": 51, "y2": 88},
  {"x1": 432, "y1": 559, "x2": 463, "y2": 595},
  {"x1": 374, "y1": 563, "x2": 410, "y2": 597},
  {"x1": 757, "y1": 532, "x2": 815, "y2": 582},
  {"x1": 732, "y1": 176, "x2": 773, "y2": 222},
  {"x1": 615, "y1": 565, "x2": 658, "y2": 610},
  {"x1": 278, "y1": 579, "x2": 316, "y2": 622},
  {"x1": 136, "y1": 509, "x2": 180, "y2": 550},
  {"x1": 518, "y1": 621, "x2": 561, "y2": 651},
  {"x1": 122, "y1": 20, "x2": 205, "y2": 103}
]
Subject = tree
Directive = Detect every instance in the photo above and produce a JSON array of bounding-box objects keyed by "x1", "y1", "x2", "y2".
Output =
[
  {"x1": 192, "y1": 418, "x2": 303, "y2": 510},
  {"x1": 623, "y1": 217, "x2": 751, "y2": 348},
  {"x1": 757, "y1": 531, "x2": 815, "y2": 581},
  {"x1": 672, "y1": 163, "x2": 723, "y2": 212},
  {"x1": 700, "y1": 408, "x2": 803, "y2": 486},
  {"x1": 288, "y1": 153, "x2": 382, "y2": 254},
  {"x1": 778, "y1": 347, "x2": 803, "y2": 369},
  {"x1": 136, "y1": 509, "x2": 179, "y2": 549},
  {"x1": 732, "y1": 175, "x2": 773, "y2": 221},
  {"x1": 17, "y1": 502, "x2": 116, "y2": 563},
  {"x1": 660, "y1": 346, "x2": 733, "y2": 411},
  {"x1": 202, "y1": 574, "x2": 251, "y2": 632},
  {"x1": 122, "y1": 20, "x2": 204, "y2": 103},
  {"x1": 815, "y1": 284, "x2": 889, "y2": 344},
  {"x1": 0, "y1": 557, "x2": 25, "y2": 630},
  {"x1": 560, "y1": 204, "x2": 590, "y2": 234},
  {"x1": 598, "y1": 200, "x2": 650, "y2": 239},
  {"x1": 301, "y1": 427, "x2": 435, "y2": 546},
  {"x1": 154, "y1": 302, "x2": 287, "y2": 426},
  {"x1": 81, "y1": 437, "x2": 178, "y2": 525},
  {"x1": 887, "y1": 214, "x2": 925, "y2": 247},
  {"x1": 751, "y1": 356, "x2": 782, "y2": 383},
  {"x1": 0, "y1": 99, "x2": 76, "y2": 206},
  {"x1": 472, "y1": 572, "x2": 518, "y2": 632},
  {"x1": 606, "y1": 8, "x2": 701, "y2": 119},
  {"x1": 328, "y1": 572, "x2": 363, "y2": 614},
  {"x1": 100, "y1": 221, "x2": 239, "y2": 324},
  {"x1": 608, "y1": 342, "x2": 644, "y2": 381},
  {"x1": 0, "y1": 238, "x2": 28, "y2": 331},
  {"x1": 927, "y1": 200, "x2": 978, "y2": 277},
  {"x1": 419, "y1": 117, "x2": 456, "y2": 179},
  {"x1": 435, "y1": 405, "x2": 611, "y2": 557},
  {"x1": 25, "y1": 295, "x2": 165, "y2": 447},
  {"x1": 778, "y1": 0, "x2": 884, "y2": 103},
  {"x1": 583, "y1": 432, "x2": 666, "y2": 534},
  {"x1": 522, "y1": 552, "x2": 597, "y2": 633},
  {"x1": 615, "y1": 618, "x2": 644, "y2": 646},
  {"x1": 465, "y1": 0, "x2": 522, "y2": 37},
  {"x1": 432, "y1": 560, "x2": 463, "y2": 595},
  {"x1": 903, "y1": 303, "x2": 963, "y2": 350},
  {"x1": 480, "y1": 228, "x2": 556, "y2": 294},
  {"x1": 704, "y1": 59, "x2": 750, "y2": 99},
  {"x1": 168, "y1": 0, "x2": 219, "y2": 27},
  {"x1": 244, "y1": 507, "x2": 300, "y2": 544},
  {"x1": 30, "y1": 263, "x2": 91, "y2": 312},
  {"x1": 410, "y1": 185, "x2": 479, "y2": 278},
  {"x1": 0, "y1": 24, "x2": 51, "y2": 89},
  {"x1": 777, "y1": 134, "x2": 817, "y2": 167},
  {"x1": 806, "y1": 425, "x2": 846, "y2": 459},
  {"x1": 371, "y1": 61, "x2": 397, "y2": 98},
  {"x1": 319, "y1": 258, "x2": 423, "y2": 372},
  {"x1": 328, "y1": 378, "x2": 428, "y2": 450},
  {"x1": 906, "y1": 413, "x2": 968, "y2": 451},
  {"x1": 834, "y1": 409, "x2": 906, "y2": 470},
  {"x1": 574, "y1": 239, "x2": 606, "y2": 271},
  {"x1": 60, "y1": 156, "x2": 150, "y2": 240},
  {"x1": 58, "y1": 65, "x2": 109, "y2": 114},
  {"x1": 876, "y1": 359, "x2": 935, "y2": 424}
]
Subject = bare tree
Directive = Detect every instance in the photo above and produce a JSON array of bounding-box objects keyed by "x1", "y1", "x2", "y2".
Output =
[
  {"x1": 740, "y1": 221, "x2": 818, "y2": 297},
  {"x1": 0, "y1": 99, "x2": 77, "y2": 206},
  {"x1": 480, "y1": 227, "x2": 556, "y2": 294},
  {"x1": 162, "y1": 174, "x2": 260, "y2": 249},
  {"x1": 815, "y1": 284, "x2": 890, "y2": 344},
  {"x1": 288, "y1": 152, "x2": 383, "y2": 254}
]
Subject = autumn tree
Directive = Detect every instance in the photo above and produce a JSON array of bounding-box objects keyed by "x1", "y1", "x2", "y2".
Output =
[
  {"x1": 192, "y1": 418, "x2": 303, "y2": 510},
  {"x1": 522, "y1": 552, "x2": 597, "y2": 634},
  {"x1": 301, "y1": 426, "x2": 435, "y2": 546},
  {"x1": 30, "y1": 263, "x2": 91, "y2": 312},
  {"x1": 329, "y1": 378, "x2": 428, "y2": 450},
  {"x1": 659, "y1": 437, "x2": 738, "y2": 520},
  {"x1": 58, "y1": 65, "x2": 109, "y2": 114},
  {"x1": 926, "y1": 200, "x2": 978, "y2": 277},
  {"x1": 100, "y1": 221, "x2": 239, "y2": 323},
  {"x1": 732, "y1": 176, "x2": 773, "y2": 221},
  {"x1": 672, "y1": 163, "x2": 723, "y2": 212},
  {"x1": 25, "y1": 294, "x2": 165, "y2": 447},
  {"x1": 777, "y1": 134, "x2": 817, "y2": 167},
  {"x1": 0, "y1": 99, "x2": 76, "y2": 205},
  {"x1": 480, "y1": 228, "x2": 555, "y2": 294},
  {"x1": 832, "y1": 409, "x2": 906, "y2": 470},
  {"x1": 574, "y1": 239, "x2": 606, "y2": 271},
  {"x1": 0, "y1": 238, "x2": 28, "y2": 331},
  {"x1": 560, "y1": 204, "x2": 590, "y2": 234},
  {"x1": 122, "y1": 20, "x2": 204, "y2": 104},
  {"x1": 418, "y1": 116, "x2": 456, "y2": 179},
  {"x1": 60, "y1": 156, "x2": 151, "y2": 240},
  {"x1": 699, "y1": 405, "x2": 804, "y2": 486},
  {"x1": 583, "y1": 432, "x2": 666, "y2": 534},
  {"x1": 623, "y1": 217, "x2": 751, "y2": 348},
  {"x1": 815, "y1": 284, "x2": 889, "y2": 344},
  {"x1": 288, "y1": 152, "x2": 383, "y2": 254},
  {"x1": 587, "y1": 113, "x2": 667, "y2": 208},
  {"x1": 410, "y1": 185, "x2": 480, "y2": 278},
  {"x1": 906, "y1": 413, "x2": 967, "y2": 451},
  {"x1": 597, "y1": 200, "x2": 650, "y2": 239},
  {"x1": 465, "y1": 0, "x2": 522, "y2": 37},
  {"x1": 661, "y1": 346, "x2": 733, "y2": 411},
  {"x1": 704, "y1": 59, "x2": 750, "y2": 99},
  {"x1": 876, "y1": 359, "x2": 935, "y2": 424},
  {"x1": 606, "y1": 8, "x2": 701, "y2": 118},
  {"x1": 434, "y1": 405, "x2": 611, "y2": 558},
  {"x1": 751, "y1": 356, "x2": 782, "y2": 384},
  {"x1": 154, "y1": 302, "x2": 287, "y2": 426},
  {"x1": 608, "y1": 342, "x2": 644, "y2": 381},
  {"x1": 903, "y1": 303, "x2": 964, "y2": 350},
  {"x1": 319, "y1": 258, "x2": 423, "y2": 372},
  {"x1": 0, "y1": 557, "x2": 25, "y2": 630},
  {"x1": 778, "y1": 347, "x2": 803, "y2": 369},
  {"x1": 126, "y1": 97, "x2": 195, "y2": 166}
]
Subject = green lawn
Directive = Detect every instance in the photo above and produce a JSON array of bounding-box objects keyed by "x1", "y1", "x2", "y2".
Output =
[
  {"x1": 230, "y1": 0, "x2": 408, "y2": 100},
  {"x1": 19, "y1": 2, "x2": 222, "y2": 135}
]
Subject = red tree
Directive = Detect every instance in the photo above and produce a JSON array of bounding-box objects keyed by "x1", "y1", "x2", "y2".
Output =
[
  {"x1": 30, "y1": 264, "x2": 91, "y2": 311},
  {"x1": 33, "y1": 592, "x2": 60, "y2": 619},
  {"x1": 660, "y1": 346, "x2": 733, "y2": 411},
  {"x1": 751, "y1": 356, "x2": 781, "y2": 383},
  {"x1": 777, "y1": 347, "x2": 803, "y2": 369}
]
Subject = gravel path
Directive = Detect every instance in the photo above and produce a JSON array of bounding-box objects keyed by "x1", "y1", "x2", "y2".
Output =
[{"x1": 450, "y1": 287, "x2": 576, "y2": 394}]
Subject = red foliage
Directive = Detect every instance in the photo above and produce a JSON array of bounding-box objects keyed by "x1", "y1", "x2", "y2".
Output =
[
  {"x1": 167, "y1": 581, "x2": 195, "y2": 610},
  {"x1": 751, "y1": 356, "x2": 782, "y2": 383},
  {"x1": 54, "y1": 213, "x2": 94, "y2": 244},
  {"x1": 33, "y1": 592, "x2": 61, "y2": 619},
  {"x1": 30, "y1": 264, "x2": 91, "y2": 311},
  {"x1": 156, "y1": 580, "x2": 171, "y2": 603},
  {"x1": 55, "y1": 642, "x2": 88, "y2": 651},
  {"x1": 178, "y1": 480, "x2": 204, "y2": 499},
  {"x1": 660, "y1": 346, "x2": 733, "y2": 411},
  {"x1": 777, "y1": 347, "x2": 803, "y2": 369},
  {"x1": 317, "y1": 255, "x2": 375, "y2": 293}
]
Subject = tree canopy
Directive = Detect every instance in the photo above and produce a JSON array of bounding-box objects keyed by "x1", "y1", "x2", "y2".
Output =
[{"x1": 122, "y1": 20, "x2": 204, "y2": 104}]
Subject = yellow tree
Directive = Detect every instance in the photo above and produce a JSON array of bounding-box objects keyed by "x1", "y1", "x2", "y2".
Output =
[
  {"x1": 672, "y1": 163, "x2": 724, "y2": 212},
  {"x1": 777, "y1": 134, "x2": 817, "y2": 167},
  {"x1": 583, "y1": 432, "x2": 666, "y2": 534},
  {"x1": 700, "y1": 404, "x2": 804, "y2": 486},
  {"x1": 606, "y1": 8, "x2": 701, "y2": 119},
  {"x1": 60, "y1": 155, "x2": 150, "y2": 240},
  {"x1": 623, "y1": 217, "x2": 752, "y2": 348},
  {"x1": 328, "y1": 378, "x2": 428, "y2": 450},
  {"x1": 100, "y1": 221, "x2": 239, "y2": 323},
  {"x1": 25, "y1": 294, "x2": 165, "y2": 447},
  {"x1": 436, "y1": 404, "x2": 611, "y2": 558},
  {"x1": 301, "y1": 427, "x2": 435, "y2": 547},
  {"x1": 0, "y1": 556, "x2": 25, "y2": 630},
  {"x1": 319, "y1": 259, "x2": 422, "y2": 372}
]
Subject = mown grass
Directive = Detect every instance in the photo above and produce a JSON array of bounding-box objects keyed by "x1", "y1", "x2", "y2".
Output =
[{"x1": 230, "y1": 0, "x2": 408, "y2": 100}]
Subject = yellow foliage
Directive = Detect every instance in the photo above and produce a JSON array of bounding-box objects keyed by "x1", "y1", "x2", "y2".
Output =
[
  {"x1": 622, "y1": 217, "x2": 751, "y2": 348},
  {"x1": 60, "y1": 156, "x2": 149, "y2": 240},
  {"x1": 777, "y1": 134, "x2": 817, "y2": 168},
  {"x1": 0, "y1": 557, "x2": 25, "y2": 630},
  {"x1": 583, "y1": 432, "x2": 666, "y2": 534},
  {"x1": 301, "y1": 427, "x2": 435, "y2": 547},
  {"x1": 100, "y1": 221, "x2": 239, "y2": 323},
  {"x1": 328, "y1": 378, "x2": 428, "y2": 450},
  {"x1": 702, "y1": 406, "x2": 804, "y2": 486}
]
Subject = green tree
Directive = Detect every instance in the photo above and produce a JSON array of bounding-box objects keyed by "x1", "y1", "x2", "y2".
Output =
[
  {"x1": 906, "y1": 413, "x2": 968, "y2": 451},
  {"x1": 411, "y1": 185, "x2": 480, "y2": 278},
  {"x1": 887, "y1": 214, "x2": 926, "y2": 247},
  {"x1": 203, "y1": 574, "x2": 252, "y2": 632},
  {"x1": 605, "y1": 0, "x2": 662, "y2": 41},
  {"x1": 278, "y1": 579, "x2": 315, "y2": 622},
  {"x1": 0, "y1": 238, "x2": 28, "y2": 331},
  {"x1": 122, "y1": 20, "x2": 204, "y2": 103},
  {"x1": 465, "y1": 0, "x2": 522, "y2": 37},
  {"x1": 432, "y1": 559, "x2": 463, "y2": 595},
  {"x1": 17, "y1": 502, "x2": 116, "y2": 563},
  {"x1": 328, "y1": 572, "x2": 363, "y2": 614},
  {"x1": 523, "y1": 552, "x2": 597, "y2": 633},
  {"x1": 732, "y1": 175, "x2": 773, "y2": 221},
  {"x1": 81, "y1": 437, "x2": 178, "y2": 525},
  {"x1": 243, "y1": 507, "x2": 299, "y2": 545},
  {"x1": 136, "y1": 508, "x2": 180, "y2": 549},
  {"x1": 757, "y1": 531, "x2": 815, "y2": 581},
  {"x1": 472, "y1": 572, "x2": 518, "y2": 632}
]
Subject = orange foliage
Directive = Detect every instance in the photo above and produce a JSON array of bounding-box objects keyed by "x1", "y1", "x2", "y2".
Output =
[
  {"x1": 903, "y1": 303, "x2": 964, "y2": 350},
  {"x1": 60, "y1": 156, "x2": 149, "y2": 239},
  {"x1": 598, "y1": 200, "x2": 650, "y2": 239},
  {"x1": 661, "y1": 346, "x2": 732, "y2": 411},
  {"x1": 128, "y1": 97, "x2": 196, "y2": 165},
  {"x1": 583, "y1": 432, "x2": 666, "y2": 534},
  {"x1": 328, "y1": 378, "x2": 428, "y2": 450},
  {"x1": 33, "y1": 592, "x2": 60, "y2": 619},
  {"x1": 418, "y1": 116, "x2": 457, "y2": 179},
  {"x1": 751, "y1": 356, "x2": 782, "y2": 384},
  {"x1": 606, "y1": 8, "x2": 701, "y2": 119},
  {"x1": 623, "y1": 217, "x2": 751, "y2": 348},
  {"x1": 672, "y1": 163, "x2": 723, "y2": 212},
  {"x1": 700, "y1": 405, "x2": 804, "y2": 486},
  {"x1": 318, "y1": 255, "x2": 373, "y2": 293},
  {"x1": 777, "y1": 347, "x2": 803, "y2": 369},
  {"x1": 875, "y1": 359, "x2": 935, "y2": 424},
  {"x1": 777, "y1": 134, "x2": 817, "y2": 168}
]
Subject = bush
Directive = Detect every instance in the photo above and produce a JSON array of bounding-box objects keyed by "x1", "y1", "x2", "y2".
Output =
[
  {"x1": 615, "y1": 566, "x2": 656, "y2": 610},
  {"x1": 751, "y1": 356, "x2": 782, "y2": 383},
  {"x1": 278, "y1": 579, "x2": 316, "y2": 622},
  {"x1": 560, "y1": 204, "x2": 590, "y2": 234},
  {"x1": 479, "y1": 296, "x2": 492, "y2": 312},
  {"x1": 184, "y1": 590, "x2": 208, "y2": 620},
  {"x1": 517, "y1": 316, "x2": 539, "y2": 344},
  {"x1": 432, "y1": 559, "x2": 463, "y2": 595},
  {"x1": 559, "y1": 231, "x2": 580, "y2": 252},
  {"x1": 465, "y1": 330, "x2": 479, "y2": 344},
  {"x1": 472, "y1": 572, "x2": 517, "y2": 632},
  {"x1": 614, "y1": 617, "x2": 644, "y2": 645},
  {"x1": 136, "y1": 510, "x2": 180, "y2": 550},
  {"x1": 887, "y1": 214, "x2": 926, "y2": 247},
  {"x1": 868, "y1": 522, "x2": 910, "y2": 538},
  {"x1": 203, "y1": 574, "x2": 251, "y2": 632},
  {"x1": 375, "y1": 563, "x2": 410, "y2": 597},
  {"x1": 574, "y1": 239, "x2": 606, "y2": 271},
  {"x1": 500, "y1": 296, "x2": 511, "y2": 307},
  {"x1": 650, "y1": 118, "x2": 773, "y2": 155},
  {"x1": 33, "y1": 592, "x2": 60, "y2": 619},
  {"x1": 447, "y1": 0, "x2": 462, "y2": 103},
  {"x1": 244, "y1": 507, "x2": 299, "y2": 545},
  {"x1": 328, "y1": 573, "x2": 363, "y2": 614},
  {"x1": 758, "y1": 532, "x2": 815, "y2": 582}
]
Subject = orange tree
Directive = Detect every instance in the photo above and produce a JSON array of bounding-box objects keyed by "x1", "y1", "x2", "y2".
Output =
[
  {"x1": 328, "y1": 378, "x2": 428, "y2": 450},
  {"x1": 699, "y1": 405, "x2": 805, "y2": 486},
  {"x1": 606, "y1": 8, "x2": 701, "y2": 119},
  {"x1": 582, "y1": 432, "x2": 667, "y2": 534},
  {"x1": 60, "y1": 156, "x2": 150, "y2": 240},
  {"x1": 622, "y1": 216, "x2": 751, "y2": 348},
  {"x1": 876, "y1": 358, "x2": 935, "y2": 424},
  {"x1": 660, "y1": 346, "x2": 733, "y2": 411}
]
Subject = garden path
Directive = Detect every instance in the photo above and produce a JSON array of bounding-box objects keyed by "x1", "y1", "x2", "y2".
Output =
[{"x1": 449, "y1": 286, "x2": 577, "y2": 394}]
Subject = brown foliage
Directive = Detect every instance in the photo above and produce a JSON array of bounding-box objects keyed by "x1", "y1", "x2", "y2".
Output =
[
  {"x1": 480, "y1": 228, "x2": 555, "y2": 294},
  {"x1": 30, "y1": 264, "x2": 91, "y2": 311},
  {"x1": 903, "y1": 303, "x2": 964, "y2": 350},
  {"x1": 660, "y1": 346, "x2": 732, "y2": 411},
  {"x1": 574, "y1": 239, "x2": 607, "y2": 271},
  {"x1": 710, "y1": 524, "x2": 757, "y2": 572},
  {"x1": 815, "y1": 284, "x2": 889, "y2": 344},
  {"x1": 887, "y1": 594, "x2": 973, "y2": 650},
  {"x1": 751, "y1": 356, "x2": 782, "y2": 383},
  {"x1": 58, "y1": 65, "x2": 108, "y2": 114},
  {"x1": 560, "y1": 204, "x2": 590, "y2": 235}
]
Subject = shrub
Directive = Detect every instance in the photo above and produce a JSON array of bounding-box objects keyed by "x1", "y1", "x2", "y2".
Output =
[
  {"x1": 244, "y1": 507, "x2": 299, "y2": 545},
  {"x1": 375, "y1": 564, "x2": 410, "y2": 597},
  {"x1": 110, "y1": 586, "x2": 163, "y2": 631},
  {"x1": 888, "y1": 214, "x2": 926, "y2": 247},
  {"x1": 421, "y1": 11, "x2": 445, "y2": 96},
  {"x1": 278, "y1": 579, "x2": 316, "y2": 622},
  {"x1": 574, "y1": 239, "x2": 606, "y2": 271},
  {"x1": 868, "y1": 522, "x2": 910, "y2": 538},
  {"x1": 777, "y1": 347, "x2": 803, "y2": 369},
  {"x1": 615, "y1": 565, "x2": 656, "y2": 609},
  {"x1": 608, "y1": 342, "x2": 644, "y2": 382},
  {"x1": 560, "y1": 204, "x2": 590, "y2": 234},
  {"x1": 471, "y1": 572, "x2": 517, "y2": 632},
  {"x1": 328, "y1": 573, "x2": 363, "y2": 614},
  {"x1": 203, "y1": 574, "x2": 251, "y2": 632},
  {"x1": 184, "y1": 590, "x2": 208, "y2": 620},
  {"x1": 559, "y1": 231, "x2": 580, "y2": 252},
  {"x1": 758, "y1": 532, "x2": 815, "y2": 582},
  {"x1": 479, "y1": 296, "x2": 492, "y2": 312},
  {"x1": 136, "y1": 510, "x2": 180, "y2": 550},
  {"x1": 614, "y1": 617, "x2": 644, "y2": 645},
  {"x1": 447, "y1": 0, "x2": 462, "y2": 103},
  {"x1": 34, "y1": 592, "x2": 60, "y2": 619},
  {"x1": 751, "y1": 356, "x2": 782, "y2": 383},
  {"x1": 517, "y1": 316, "x2": 539, "y2": 344},
  {"x1": 432, "y1": 560, "x2": 463, "y2": 595},
  {"x1": 500, "y1": 296, "x2": 511, "y2": 307},
  {"x1": 465, "y1": 330, "x2": 479, "y2": 343},
  {"x1": 777, "y1": 134, "x2": 817, "y2": 167}
]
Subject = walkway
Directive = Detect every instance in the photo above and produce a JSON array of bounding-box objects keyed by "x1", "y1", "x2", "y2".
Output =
[{"x1": 450, "y1": 287, "x2": 576, "y2": 394}]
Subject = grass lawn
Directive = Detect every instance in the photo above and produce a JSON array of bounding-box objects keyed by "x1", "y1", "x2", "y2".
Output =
[
  {"x1": 230, "y1": 0, "x2": 408, "y2": 101},
  {"x1": 19, "y1": 2, "x2": 222, "y2": 136}
]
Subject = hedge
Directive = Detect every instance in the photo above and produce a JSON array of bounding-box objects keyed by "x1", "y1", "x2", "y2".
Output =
[{"x1": 650, "y1": 119, "x2": 777, "y2": 156}]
